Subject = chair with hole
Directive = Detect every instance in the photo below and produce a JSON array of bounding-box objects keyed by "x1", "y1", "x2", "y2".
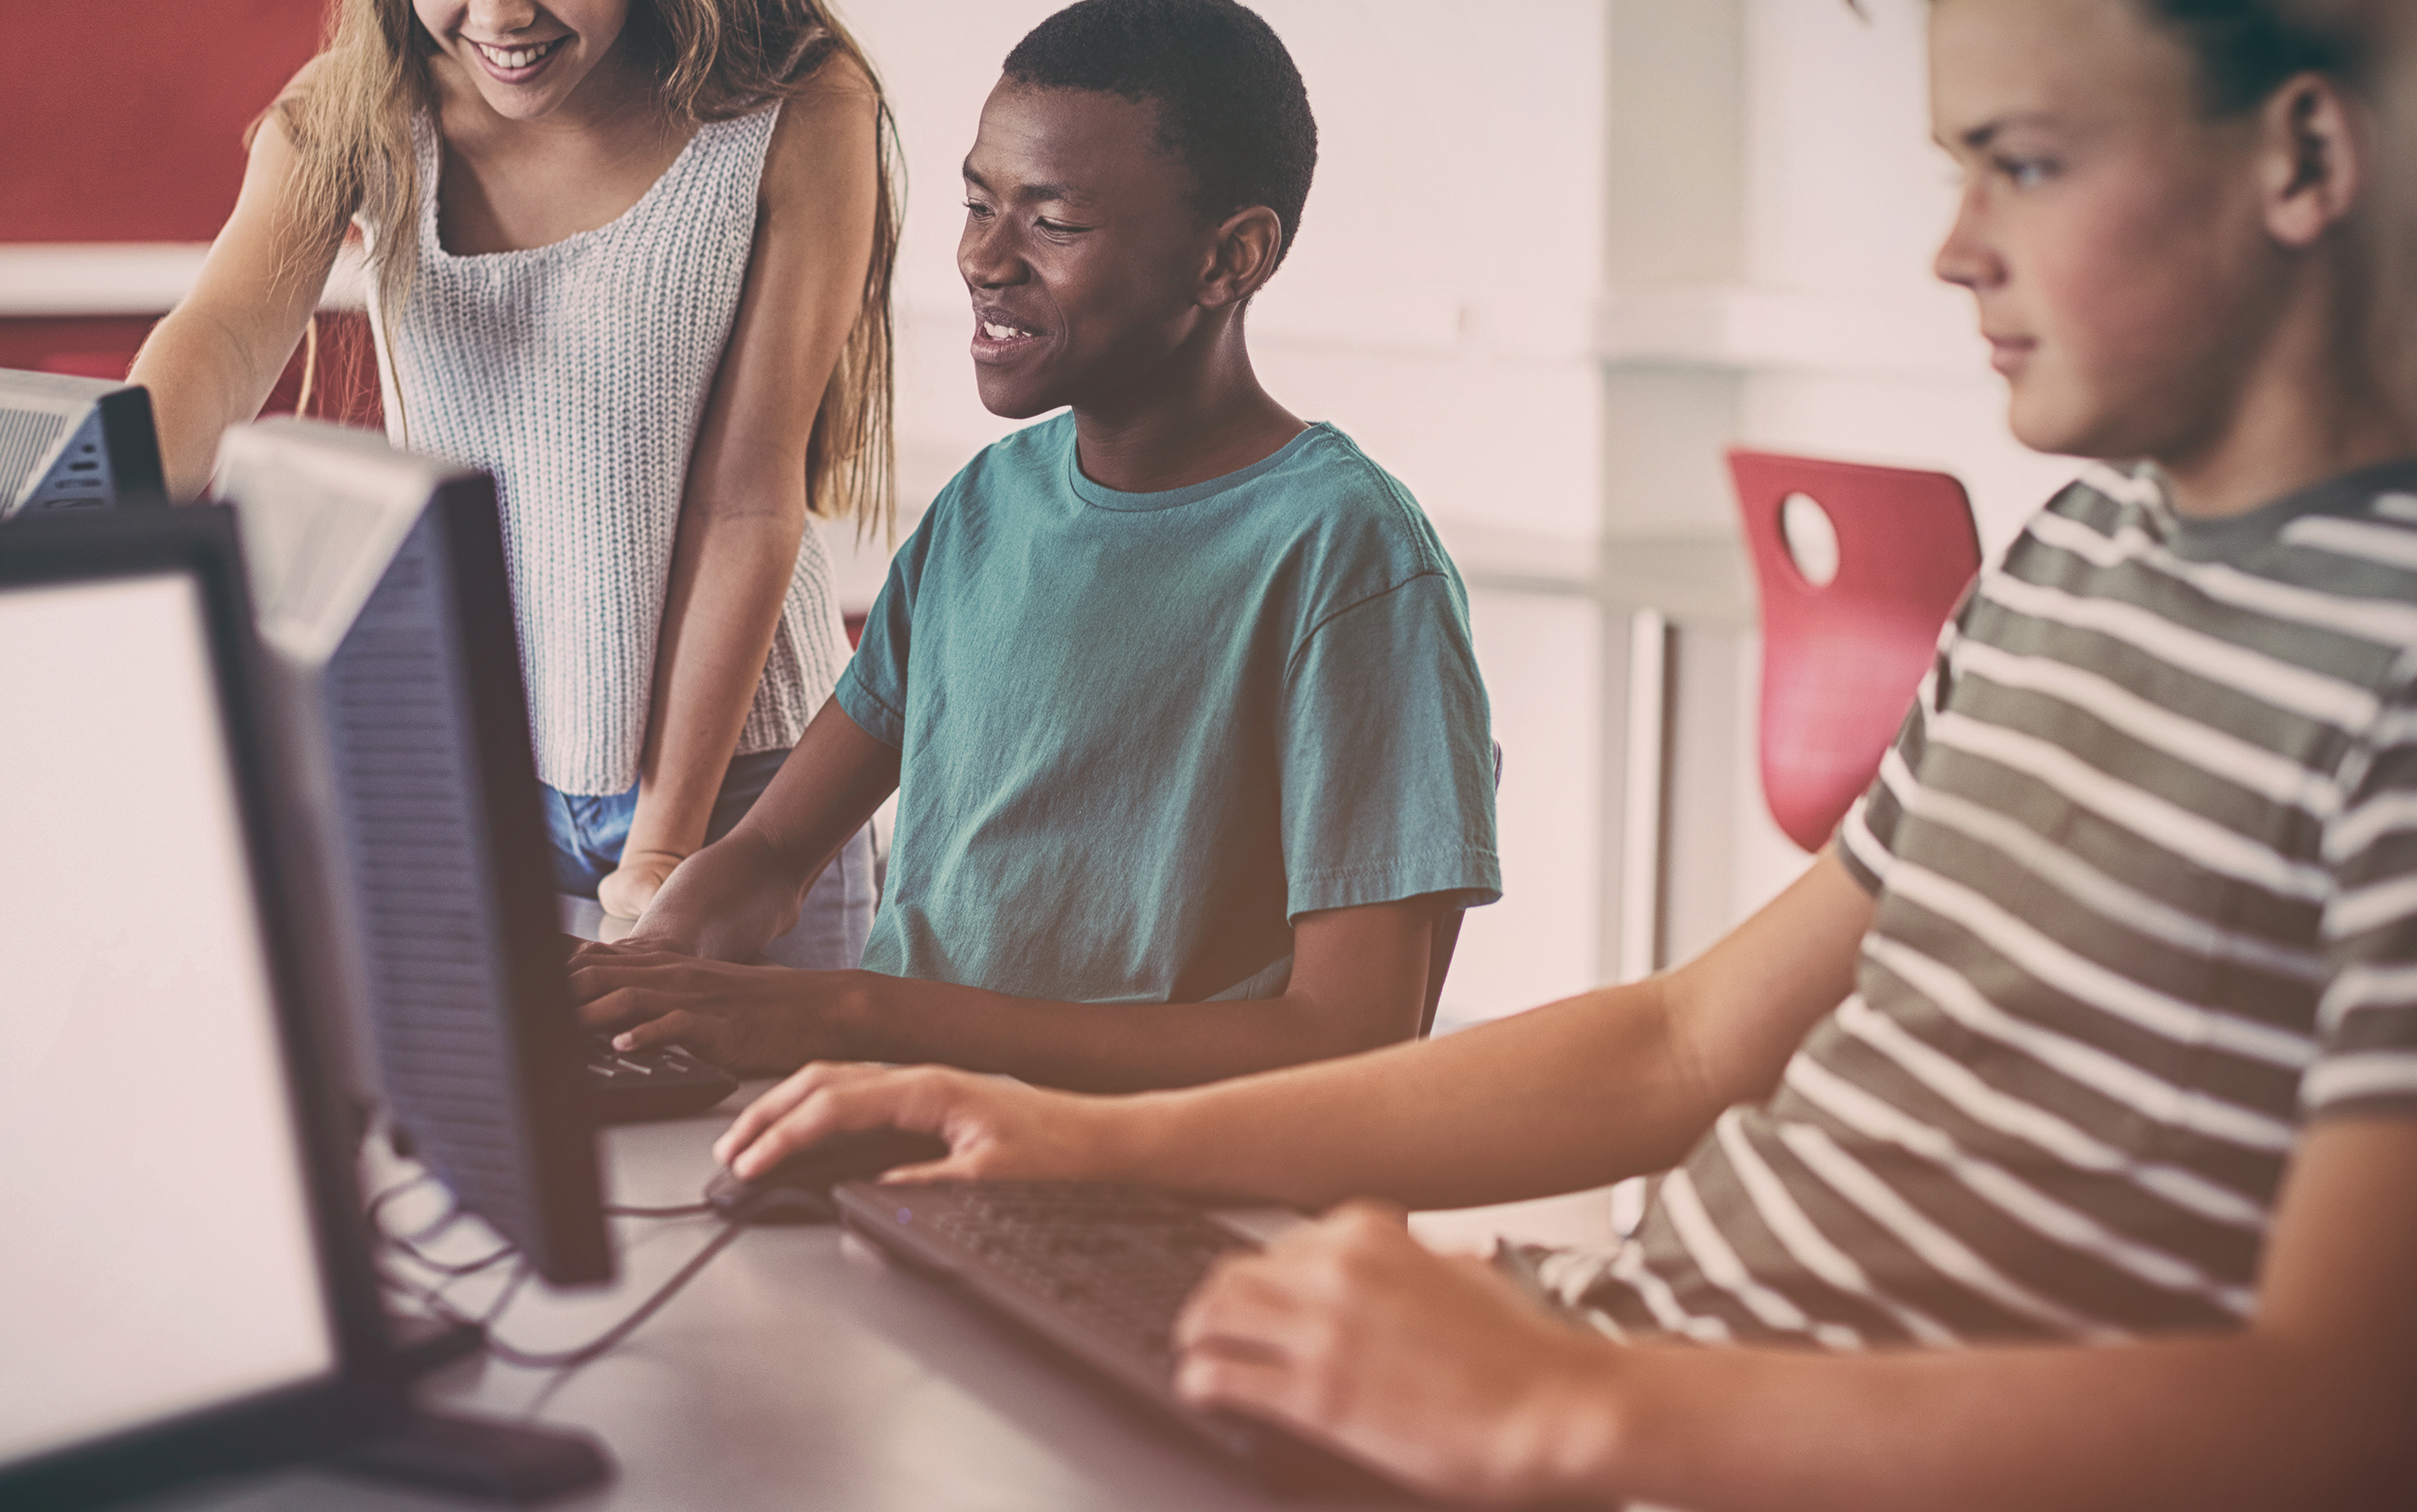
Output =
[{"x1": 1725, "y1": 450, "x2": 1981, "y2": 852}]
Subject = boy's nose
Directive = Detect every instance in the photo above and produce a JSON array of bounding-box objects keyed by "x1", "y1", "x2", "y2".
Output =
[
  {"x1": 958, "y1": 224, "x2": 1027, "y2": 290},
  {"x1": 1933, "y1": 185, "x2": 2004, "y2": 293}
]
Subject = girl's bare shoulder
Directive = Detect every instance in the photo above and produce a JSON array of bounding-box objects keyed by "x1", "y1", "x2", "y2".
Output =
[{"x1": 762, "y1": 49, "x2": 880, "y2": 205}]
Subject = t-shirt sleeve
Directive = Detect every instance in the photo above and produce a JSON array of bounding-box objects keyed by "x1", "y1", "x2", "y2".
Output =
[
  {"x1": 2308, "y1": 655, "x2": 2417, "y2": 1120},
  {"x1": 832, "y1": 503, "x2": 938, "y2": 749},
  {"x1": 1835, "y1": 594, "x2": 1967, "y2": 896},
  {"x1": 1278, "y1": 571, "x2": 1501, "y2": 918}
]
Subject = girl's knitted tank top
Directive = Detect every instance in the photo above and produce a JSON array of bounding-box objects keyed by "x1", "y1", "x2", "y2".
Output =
[{"x1": 367, "y1": 102, "x2": 848, "y2": 796}]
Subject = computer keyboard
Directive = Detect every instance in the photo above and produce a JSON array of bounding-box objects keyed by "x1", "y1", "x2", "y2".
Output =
[
  {"x1": 582, "y1": 1037, "x2": 737, "y2": 1123},
  {"x1": 834, "y1": 1181, "x2": 1394, "y2": 1494}
]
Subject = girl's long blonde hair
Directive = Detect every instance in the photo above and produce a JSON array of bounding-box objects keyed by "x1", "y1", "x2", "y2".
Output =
[{"x1": 267, "y1": 0, "x2": 899, "y2": 534}]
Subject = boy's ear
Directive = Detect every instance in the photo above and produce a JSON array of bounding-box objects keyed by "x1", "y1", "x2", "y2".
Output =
[
  {"x1": 1197, "y1": 204, "x2": 1285, "y2": 310},
  {"x1": 2262, "y1": 72, "x2": 2365, "y2": 249}
]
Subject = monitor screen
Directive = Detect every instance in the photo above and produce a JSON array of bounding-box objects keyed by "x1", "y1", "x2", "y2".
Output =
[{"x1": 0, "y1": 569, "x2": 338, "y2": 1468}]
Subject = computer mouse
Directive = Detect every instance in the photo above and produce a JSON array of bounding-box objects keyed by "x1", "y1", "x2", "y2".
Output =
[{"x1": 703, "y1": 1127, "x2": 952, "y2": 1225}]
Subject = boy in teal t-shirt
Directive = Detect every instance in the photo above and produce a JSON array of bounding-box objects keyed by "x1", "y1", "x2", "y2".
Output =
[
  {"x1": 840, "y1": 413, "x2": 1495, "y2": 1009},
  {"x1": 573, "y1": 0, "x2": 1500, "y2": 1090}
]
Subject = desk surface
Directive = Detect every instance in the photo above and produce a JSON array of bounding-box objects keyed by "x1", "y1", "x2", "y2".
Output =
[
  {"x1": 141, "y1": 1091, "x2": 1618, "y2": 1512},
  {"x1": 141, "y1": 1101, "x2": 1380, "y2": 1511},
  {"x1": 136, "y1": 903, "x2": 1618, "y2": 1510}
]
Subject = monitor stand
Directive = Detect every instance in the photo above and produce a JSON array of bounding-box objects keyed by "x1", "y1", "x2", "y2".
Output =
[
  {"x1": 333, "y1": 1411, "x2": 611, "y2": 1503},
  {"x1": 389, "y1": 1309, "x2": 487, "y2": 1377},
  {"x1": 353, "y1": 1219, "x2": 612, "y2": 1500}
]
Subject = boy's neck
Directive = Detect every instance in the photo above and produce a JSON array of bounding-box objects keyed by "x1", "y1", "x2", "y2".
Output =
[
  {"x1": 2158, "y1": 279, "x2": 2417, "y2": 519},
  {"x1": 1069, "y1": 320, "x2": 1305, "y2": 494}
]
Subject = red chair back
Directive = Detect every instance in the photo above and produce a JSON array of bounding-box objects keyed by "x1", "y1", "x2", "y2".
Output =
[{"x1": 1727, "y1": 450, "x2": 1980, "y2": 852}]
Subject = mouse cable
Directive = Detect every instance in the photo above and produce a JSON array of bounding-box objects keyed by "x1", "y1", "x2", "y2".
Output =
[
  {"x1": 369, "y1": 1184, "x2": 519, "y2": 1277},
  {"x1": 383, "y1": 1228, "x2": 521, "y2": 1279},
  {"x1": 425, "y1": 1222, "x2": 746, "y2": 1374},
  {"x1": 603, "y1": 1201, "x2": 716, "y2": 1218},
  {"x1": 365, "y1": 1171, "x2": 459, "y2": 1245}
]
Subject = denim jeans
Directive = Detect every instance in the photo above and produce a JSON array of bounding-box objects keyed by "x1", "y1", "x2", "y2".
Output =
[{"x1": 543, "y1": 747, "x2": 876, "y2": 970}]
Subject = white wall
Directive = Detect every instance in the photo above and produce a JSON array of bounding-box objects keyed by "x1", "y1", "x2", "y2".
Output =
[{"x1": 1736, "y1": 0, "x2": 2079, "y2": 551}]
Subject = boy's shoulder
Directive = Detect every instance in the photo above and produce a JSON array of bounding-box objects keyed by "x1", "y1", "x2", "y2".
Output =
[
  {"x1": 2019, "y1": 456, "x2": 2417, "y2": 578},
  {"x1": 1997, "y1": 459, "x2": 2417, "y2": 685},
  {"x1": 935, "y1": 416, "x2": 1449, "y2": 577},
  {"x1": 1238, "y1": 422, "x2": 1450, "y2": 573}
]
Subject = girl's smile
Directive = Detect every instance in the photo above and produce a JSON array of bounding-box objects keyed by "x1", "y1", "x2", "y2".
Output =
[
  {"x1": 414, "y1": 0, "x2": 632, "y2": 122},
  {"x1": 466, "y1": 33, "x2": 570, "y2": 85}
]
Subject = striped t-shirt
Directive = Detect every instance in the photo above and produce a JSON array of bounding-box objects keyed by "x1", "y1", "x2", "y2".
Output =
[{"x1": 1530, "y1": 458, "x2": 2417, "y2": 1348}]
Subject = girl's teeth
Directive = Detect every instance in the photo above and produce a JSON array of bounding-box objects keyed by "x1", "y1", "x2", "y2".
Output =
[{"x1": 479, "y1": 41, "x2": 558, "y2": 69}]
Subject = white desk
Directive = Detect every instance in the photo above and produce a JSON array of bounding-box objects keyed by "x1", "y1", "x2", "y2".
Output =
[
  {"x1": 131, "y1": 906, "x2": 1618, "y2": 1510},
  {"x1": 135, "y1": 1096, "x2": 1405, "y2": 1511},
  {"x1": 138, "y1": 1105, "x2": 1623, "y2": 1511}
]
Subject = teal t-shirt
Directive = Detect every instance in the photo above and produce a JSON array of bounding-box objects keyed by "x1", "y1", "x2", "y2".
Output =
[{"x1": 835, "y1": 414, "x2": 1500, "y2": 1005}]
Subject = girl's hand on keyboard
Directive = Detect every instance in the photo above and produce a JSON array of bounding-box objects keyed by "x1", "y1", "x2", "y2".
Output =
[
  {"x1": 1172, "y1": 1201, "x2": 1627, "y2": 1505},
  {"x1": 713, "y1": 1062, "x2": 1131, "y2": 1185}
]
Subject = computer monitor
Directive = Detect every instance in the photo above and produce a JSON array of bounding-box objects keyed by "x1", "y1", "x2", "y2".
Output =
[
  {"x1": 214, "y1": 419, "x2": 613, "y2": 1287},
  {"x1": 0, "y1": 509, "x2": 394, "y2": 1505},
  {"x1": 0, "y1": 367, "x2": 169, "y2": 516}
]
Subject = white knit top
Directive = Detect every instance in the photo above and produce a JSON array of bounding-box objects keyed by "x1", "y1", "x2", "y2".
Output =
[{"x1": 366, "y1": 102, "x2": 850, "y2": 796}]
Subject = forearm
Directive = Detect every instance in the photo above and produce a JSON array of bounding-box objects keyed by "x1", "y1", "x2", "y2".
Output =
[
  {"x1": 636, "y1": 826, "x2": 815, "y2": 962},
  {"x1": 832, "y1": 974, "x2": 1427, "y2": 1095},
  {"x1": 632, "y1": 698, "x2": 897, "y2": 957},
  {"x1": 625, "y1": 508, "x2": 808, "y2": 859},
  {"x1": 1135, "y1": 849, "x2": 1861, "y2": 1208},
  {"x1": 130, "y1": 305, "x2": 297, "y2": 501},
  {"x1": 1101, "y1": 978, "x2": 1716, "y2": 1207},
  {"x1": 1581, "y1": 1332, "x2": 2414, "y2": 1512}
]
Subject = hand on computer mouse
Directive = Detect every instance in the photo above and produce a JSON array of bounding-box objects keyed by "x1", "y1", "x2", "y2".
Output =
[
  {"x1": 568, "y1": 948, "x2": 859, "y2": 1074},
  {"x1": 714, "y1": 1061, "x2": 1128, "y2": 1186}
]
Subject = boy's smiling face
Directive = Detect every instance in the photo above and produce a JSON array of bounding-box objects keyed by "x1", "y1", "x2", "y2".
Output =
[
  {"x1": 959, "y1": 81, "x2": 1222, "y2": 420},
  {"x1": 1929, "y1": 0, "x2": 2279, "y2": 464}
]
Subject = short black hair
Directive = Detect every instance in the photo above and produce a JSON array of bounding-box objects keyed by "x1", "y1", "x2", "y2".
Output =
[
  {"x1": 2140, "y1": 0, "x2": 2361, "y2": 113},
  {"x1": 1002, "y1": 0, "x2": 1317, "y2": 275}
]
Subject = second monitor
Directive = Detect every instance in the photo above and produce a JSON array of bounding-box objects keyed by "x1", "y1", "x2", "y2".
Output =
[{"x1": 217, "y1": 419, "x2": 617, "y2": 1286}]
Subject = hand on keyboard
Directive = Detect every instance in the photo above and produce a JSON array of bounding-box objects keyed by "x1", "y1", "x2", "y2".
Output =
[
  {"x1": 713, "y1": 1061, "x2": 1119, "y2": 1186},
  {"x1": 568, "y1": 947, "x2": 852, "y2": 1074},
  {"x1": 583, "y1": 1035, "x2": 740, "y2": 1123},
  {"x1": 1169, "y1": 1200, "x2": 1618, "y2": 1507}
]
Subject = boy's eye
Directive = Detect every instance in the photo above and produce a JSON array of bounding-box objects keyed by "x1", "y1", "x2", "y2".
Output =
[
  {"x1": 961, "y1": 199, "x2": 994, "y2": 219},
  {"x1": 1995, "y1": 155, "x2": 2056, "y2": 189}
]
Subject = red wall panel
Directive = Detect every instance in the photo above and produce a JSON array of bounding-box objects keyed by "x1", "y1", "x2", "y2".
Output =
[
  {"x1": 2, "y1": 0, "x2": 327, "y2": 243},
  {"x1": 0, "y1": 313, "x2": 382, "y2": 431}
]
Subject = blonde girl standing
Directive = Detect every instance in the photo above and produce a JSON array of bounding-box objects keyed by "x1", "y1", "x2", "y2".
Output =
[{"x1": 133, "y1": 0, "x2": 896, "y2": 965}]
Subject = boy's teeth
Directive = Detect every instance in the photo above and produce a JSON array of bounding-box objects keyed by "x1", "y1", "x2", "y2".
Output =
[{"x1": 983, "y1": 322, "x2": 1026, "y2": 340}]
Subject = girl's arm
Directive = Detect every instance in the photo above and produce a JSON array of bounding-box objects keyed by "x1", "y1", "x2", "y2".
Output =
[
  {"x1": 1172, "y1": 1119, "x2": 2417, "y2": 1512},
  {"x1": 130, "y1": 80, "x2": 343, "y2": 500},
  {"x1": 599, "y1": 62, "x2": 882, "y2": 918}
]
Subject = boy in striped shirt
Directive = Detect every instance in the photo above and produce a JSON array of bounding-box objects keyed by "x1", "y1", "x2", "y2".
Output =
[{"x1": 713, "y1": 0, "x2": 2417, "y2": 1504}]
